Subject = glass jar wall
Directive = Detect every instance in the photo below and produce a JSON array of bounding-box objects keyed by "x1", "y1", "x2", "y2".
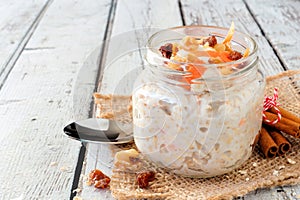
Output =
[{"x1": 132, "y1": 25, "x2": 266, "y2": 178}]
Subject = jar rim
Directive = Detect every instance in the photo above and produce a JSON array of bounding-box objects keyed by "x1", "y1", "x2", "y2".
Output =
[{"x1": 146, "y1": 25, "x2": 258, "y2": 79}]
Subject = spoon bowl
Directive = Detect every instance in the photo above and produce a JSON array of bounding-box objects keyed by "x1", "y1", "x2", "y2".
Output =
[{"x1": 63, "y1": 118, "x2": 133, "y2": 144}]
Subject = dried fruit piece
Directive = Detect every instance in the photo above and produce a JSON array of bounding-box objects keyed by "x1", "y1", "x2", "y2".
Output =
[
  {"x1": 159, "y1": 43, "x2": 173, "y2": 59},
  {"x1": 89, "y1": 169, "x2": 107, "y2": 183},
  {"x1": 136, "y1": 171, "x2": 155, "y2": 188},
  {"x1": 199, "y1": 35, "x2": 217, "y2": 47},
  {"x1": 228, "y1": 50, "x2": 243, "y2": 60},
  {"x1": 94, "y1": 177, "x2": 111, "y2": 189},
  {"x1": 88, "y1": 169, "x2": 111, "y2": 189}
]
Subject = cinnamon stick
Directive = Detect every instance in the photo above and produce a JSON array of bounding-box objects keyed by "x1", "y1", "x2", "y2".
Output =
[
  {"x1": 251, "y1": 132, "x2": 260, "y2": 151},
  {"x1": 258, "y1": 127, "x2": 278, "y2": 158},
  {"x1": 269, "y1": 107, "x2": 300, "y2": 124},
  {"x1": 268, "y1": 128, "x2": 291, "y2": 155},
  {"x1": 263, "y1": 112, "x2": 300, "y2": 138}
]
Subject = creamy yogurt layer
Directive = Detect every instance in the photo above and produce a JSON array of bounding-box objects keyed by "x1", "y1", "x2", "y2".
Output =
[{"x1": 133, "y1": 73, "x2": 264, "y2": 177}]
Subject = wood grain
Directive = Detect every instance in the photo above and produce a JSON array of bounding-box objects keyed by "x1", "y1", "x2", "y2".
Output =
[
  {"x1": 180, "y1": 0, "x2": 284, "y2": 76},
  {"x1": 180, "y1": 1, "x2": 300, "y2": 199},
  {"x1": 0, "y1": 0, "x2": 111, "y2": 199},
  {"x1": 98, "y1": 0, "x2": 183, "y2": 95},
  {"x1": 245, "y1": 0, "x2": 300, "y2": 71},
  {"x1": 0, "y1": 0, "x2": 50, "y2": 88},
  {"x1": 79, "y1": 0, "x2": 183, "y2": 199},
  {"x1": 80, "y1": 0, "x2": 300, "y2": 199}
]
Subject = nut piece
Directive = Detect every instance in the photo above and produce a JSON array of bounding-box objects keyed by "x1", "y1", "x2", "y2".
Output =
[
  {"x1": 273, "y1": 170, "x2": 279, "y2": 176},
  {"x1": 136, "y1": 171, "x2": 155, "y2": 189},
  {"x1": 115, "y1": 149, "x2": 139, "y2": 163},
  {"x1": 238, "y1": 170, "x2": 248, "y2": 175},
  {"x1": 278, "y1": 165, "x2": 285, "y2": 170},
  {"x1": 287, "y1": 158, "x2": 296, "y2": 165}
]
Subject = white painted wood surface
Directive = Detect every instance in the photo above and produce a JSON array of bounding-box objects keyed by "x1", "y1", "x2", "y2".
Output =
[
  {"x1": 0, "y1": 0, "x2": 111, "y2": 199},
  {"x1": 245, "y1": 0, "x2": 300, "y2": 71},
  {"x1": 79, "y1": 0, "x2": 183, "y2": 199},
  {"x1": 80, "y1": 0, "x2": 300, "y2": 200},
  {"x1": 0, "y1": 0, "x2": 299, "y2": 199},
  {"x1": 0, "y1": 0, "x2": 50, "y2": 86},
  {"x1": 180, "y1": 3, "x2": 300, "y2": 199}
]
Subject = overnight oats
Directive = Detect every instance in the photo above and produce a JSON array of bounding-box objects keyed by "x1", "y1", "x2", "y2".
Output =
[{"x1": 132, "y1": 24, "x2": 266, "y2": 178}]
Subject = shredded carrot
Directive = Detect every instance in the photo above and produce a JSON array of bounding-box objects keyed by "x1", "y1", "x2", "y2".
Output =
[
  {"x1": 218, "y1": 51, "x2": 232, "y2": 62},
  {"x1": 207, "y1": 51, "x2": 232, "y2": 62},
  {"x1": 193, "y1": 50, "x2": 211, "y2": 57},
  {"x1": 223, "y1": 22, "x2": 235, "y2": 45},
  {"x1": 206, "y1": 51, "x2": 219, "y2": 57},
  {"x1": 185, "y1": 64, "x2": 206, "y2": 83},
  {"x1": 243, "y1": 48, "x2": 250, "y2": 58}
]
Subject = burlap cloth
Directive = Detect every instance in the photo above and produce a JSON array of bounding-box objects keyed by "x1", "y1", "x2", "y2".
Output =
[{"x1": 102, "y1": 70, "x2": 300, "y2": 200}]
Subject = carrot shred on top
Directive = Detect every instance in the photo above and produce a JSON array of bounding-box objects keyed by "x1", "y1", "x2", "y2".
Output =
[{"x1": 185, "y1": 64, "x2": 206, "y2": 83}]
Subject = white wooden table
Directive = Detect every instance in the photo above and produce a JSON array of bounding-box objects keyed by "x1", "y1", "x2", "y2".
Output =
[{"x1": 0, "y1": 0, "x2": 299, "y2": 199}]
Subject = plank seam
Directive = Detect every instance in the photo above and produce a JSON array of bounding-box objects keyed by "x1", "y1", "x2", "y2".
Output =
[
  {"x1": 178, "y1": 0, "x2": 186, "y2": 25},
  {"x1": 95, "y1": 0, "x2": 118, "y2": 91},
  {"x1": 70, "y1": 144, "x2": 87, "y2": 200},
  {"x1": 243, "y1": 0, "x2": 287, "y2": 71},
  {"x1": 0, "y1": 0, "x2": 53, "y2": 90},
  {"x1": 69, "y1": 0, "x2": 118, "y2": 199}
]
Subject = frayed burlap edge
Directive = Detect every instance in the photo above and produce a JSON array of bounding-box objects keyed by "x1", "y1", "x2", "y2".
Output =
[{"x1": 109, "y1": 70, "x2": 300, "y2": 200}]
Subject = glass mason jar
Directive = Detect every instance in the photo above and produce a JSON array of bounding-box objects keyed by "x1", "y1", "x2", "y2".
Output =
[{"x1": 132, "y1": 26, "x2": 265, "y2": 178}]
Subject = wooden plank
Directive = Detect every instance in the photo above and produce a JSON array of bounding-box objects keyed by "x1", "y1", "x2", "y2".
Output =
[
  {"x1": 245, "y1": 0, "x2": 300, "y2": 71},
  {"x1": 180, "y1": 1, "x2": 300, "y2": 199},
  {"x1": 98, "y1": 0, "x2": 183, "y2": 95},
  {"x1": 79, "y1": 0, "x2": 183, "y2": 199},
  {"x1": 180, "y1": 0, "x2": 284, "y2": 76},
  {"x1": 0, "y1": 0, "x2": 50, "y2": 88},
  {"x1": 0, "y1": 0, "x2": 111, "y2": 199}
]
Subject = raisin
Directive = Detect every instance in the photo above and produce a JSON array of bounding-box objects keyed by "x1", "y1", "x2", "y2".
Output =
[
  {"x1": 89, "y1": 169, "x2": 107, "y2": 183},
  {"x1": 200, "y1": 36, "x2": 217, "y2": 47},
  {"x1": 88, "y1": 169, "x2": 111, "y2": 189},
  {"x1": 94, "y1": 177, "x2": 111, "y2": 189},
  {"x1": 159, "y1": 43, "x2": 173, "y2": 59},
  {"x1": 136, "y1": 171, "x2": 155, "y2": 188},
  {"x1": 228, "y1": 50, "x2": 243, "y2": 60}
]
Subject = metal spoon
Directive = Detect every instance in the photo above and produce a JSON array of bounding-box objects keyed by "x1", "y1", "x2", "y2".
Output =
[{"x1": 63, "y1": 118, "x2": 133, "y2": 144}]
